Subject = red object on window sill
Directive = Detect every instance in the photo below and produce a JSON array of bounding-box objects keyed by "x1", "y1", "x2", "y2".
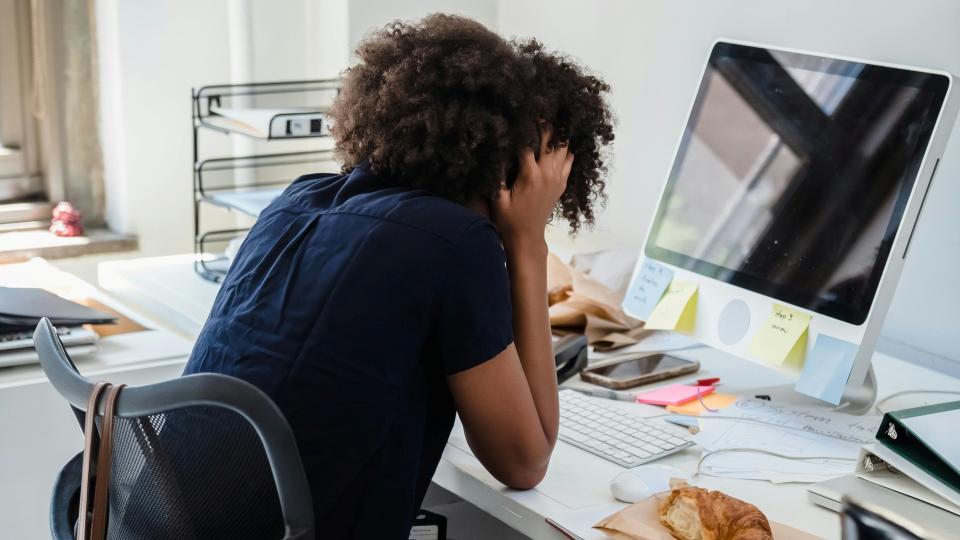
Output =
[{"x1": 49, "y1": 201, "x2": 84, "y2": 237}]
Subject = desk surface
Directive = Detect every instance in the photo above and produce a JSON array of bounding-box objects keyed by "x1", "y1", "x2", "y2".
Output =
[
  {"x1": 99, "y1": 254, "x2": 220, "y2": 338},
  {"x1": 97, "y1": 254, "x2": 960, "y2": 540},
  {"x1": 436, "y1": 346, "x2": 932, "y2": 539},
  {"x1": 0, "y1": 258, "x2": 194, "y2": 384}
]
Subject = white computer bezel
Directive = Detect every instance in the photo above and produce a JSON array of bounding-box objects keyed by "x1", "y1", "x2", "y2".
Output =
[{"x1": 623, "y1": 38, "x2": 960, "y2": 396}]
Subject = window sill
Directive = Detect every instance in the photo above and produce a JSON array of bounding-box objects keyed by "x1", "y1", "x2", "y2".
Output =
[{"x1": 0, "y1": 228, "x2": 138, "y2": 263}]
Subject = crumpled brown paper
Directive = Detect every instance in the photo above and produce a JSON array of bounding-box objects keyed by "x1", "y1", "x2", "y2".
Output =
[{"x1": 547, "y1": 252, "x2": 653, "y2": 351}]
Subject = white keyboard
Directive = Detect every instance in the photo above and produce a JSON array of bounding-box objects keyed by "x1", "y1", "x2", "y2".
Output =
[{"x1": 558, "y1": 389, "x2": 694, "y2": 467}]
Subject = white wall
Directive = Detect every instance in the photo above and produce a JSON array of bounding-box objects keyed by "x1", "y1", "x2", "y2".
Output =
[
  {"x1": 98, "y1": 1, "x2": 232, "y2": 254},
  {"x1": 97, "y1": 0, "x2": 348, "y2": 256},
  {"x1": 96, "y1": 0, "x2": 497, "y2": 255},
  {"x1": 347, "y1": 0, "x2": 497, "y2": 51},
  {"x1": 500, "y1": 0, "x2": 960, "y2": 368},
  {"x1": 96, "y1": 0, "x2": 960, "y2": 368}
]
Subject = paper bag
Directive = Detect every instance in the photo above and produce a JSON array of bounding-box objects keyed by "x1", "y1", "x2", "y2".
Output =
[
  {"x1": 548, "y1": 252, "x2": 652, "y2": 350},
  {"x1": 594, "y1": 492, "x2": 821, "y2": 540}
]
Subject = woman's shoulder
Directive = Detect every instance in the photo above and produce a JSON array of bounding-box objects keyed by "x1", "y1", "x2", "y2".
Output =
[
  {"x1": 274, "y1": 168, "x2": 499, "y2": 246},
  {"x1": 386, "y1": 193, "x2": 498, "y2": 244}
]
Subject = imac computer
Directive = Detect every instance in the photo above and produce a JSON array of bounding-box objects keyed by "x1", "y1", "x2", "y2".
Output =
[{"x1": 623, "y1": 40, "x2": 959, "y2": 413}]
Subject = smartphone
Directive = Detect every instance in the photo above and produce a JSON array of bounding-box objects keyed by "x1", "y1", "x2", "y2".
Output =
[{"x1": 579, "y1": 353, "x2": 699, "y2": 390}]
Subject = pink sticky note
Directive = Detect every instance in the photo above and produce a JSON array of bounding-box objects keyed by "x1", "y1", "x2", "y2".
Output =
[{"x1": 634, "y1": 384, "x2": 715, "y2": 406}]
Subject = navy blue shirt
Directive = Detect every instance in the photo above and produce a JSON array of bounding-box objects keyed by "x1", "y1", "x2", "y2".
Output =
[{"x1": 184, "y1": 167, "x2": 513, "y2": 538}]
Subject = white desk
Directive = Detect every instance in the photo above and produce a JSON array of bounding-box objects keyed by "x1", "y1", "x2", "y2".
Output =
[
  {"x1": 436, "y1": 347, "x2": 960, "y2": 540},
  {"x1": 99, "y1": 254, "x2": 220, "y2": 338},
  {"x1": 96, "y1": 254, "x2": 960, "y2": 539},
  {"x1": 0, "y1": 259, "x2": 193, "y2": 538}
]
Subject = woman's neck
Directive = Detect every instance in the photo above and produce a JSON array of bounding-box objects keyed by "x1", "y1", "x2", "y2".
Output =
[{"x1": 467, "y1": 196, "x2": 491, "y2": 219}]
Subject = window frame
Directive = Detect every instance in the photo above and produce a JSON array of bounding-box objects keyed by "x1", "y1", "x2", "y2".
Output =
[
  {"x1": 0, "y1": 0, "x2": 67, "y2": 225},
  {"x1": 0, "y1": 0, "x2": 40, "y2": 185}
]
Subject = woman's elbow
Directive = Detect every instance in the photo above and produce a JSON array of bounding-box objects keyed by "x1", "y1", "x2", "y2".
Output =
[{"x1": 497, "y1": 457, "x2": 549, "y2": 490}]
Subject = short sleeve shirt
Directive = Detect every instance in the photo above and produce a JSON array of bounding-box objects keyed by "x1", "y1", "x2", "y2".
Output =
[{"x1": 183, "y1": 167, "x2": 513, "y2": 538}]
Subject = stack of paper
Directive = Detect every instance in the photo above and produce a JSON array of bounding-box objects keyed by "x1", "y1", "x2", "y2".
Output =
[
  {"x1": 204, "y1": 188, "x2": 285, "y2": 217},
  {"x1": 693, "y1": 398, "x2": 880, "y2": 483}
]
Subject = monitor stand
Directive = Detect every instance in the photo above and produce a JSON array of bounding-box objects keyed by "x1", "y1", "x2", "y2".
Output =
[{"x1": 742, "y1": 365, "x2": 877, "y2": 415}]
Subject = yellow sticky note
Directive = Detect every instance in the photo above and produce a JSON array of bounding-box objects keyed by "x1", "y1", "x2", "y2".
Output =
[
  {"x1": 644, "y1": 281, "x2": 698, "y2": 332},
  {"x1": 666, "y1": 393, "x2": 738, "y2": 416},
  {"x1": 748, "y1": 304, "x2": 811, "y2": 366}
]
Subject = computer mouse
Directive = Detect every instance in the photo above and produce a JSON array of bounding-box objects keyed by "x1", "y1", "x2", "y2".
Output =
[{"x1": 609, "y1": 464, "x2": 689, "y2": 503}]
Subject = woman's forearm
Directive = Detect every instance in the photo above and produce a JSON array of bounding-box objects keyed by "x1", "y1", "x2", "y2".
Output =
[{"x1": 505, "y1": 237, "x2": 560, "y2": 447}]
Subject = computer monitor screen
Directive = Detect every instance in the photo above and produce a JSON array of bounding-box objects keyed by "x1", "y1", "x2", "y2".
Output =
[{"x1": 645, "y1": 42, "x2": 950, "y2": 325}]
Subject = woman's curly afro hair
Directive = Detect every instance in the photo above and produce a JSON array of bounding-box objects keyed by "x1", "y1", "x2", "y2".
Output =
[{"x1": 328, "y1": 14, "x2": 614, "y2": 232}]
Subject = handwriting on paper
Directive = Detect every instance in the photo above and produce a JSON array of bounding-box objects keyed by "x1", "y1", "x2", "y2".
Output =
[
  {"x1": 748, "y1": 304, "x2": 811, "y2": 366},
  {"x1": 725, "y1": 398, "x2": 879, "y2": 444},
  {"x1": 622, "y1": 259, "x2": 674, "y2": 321}
]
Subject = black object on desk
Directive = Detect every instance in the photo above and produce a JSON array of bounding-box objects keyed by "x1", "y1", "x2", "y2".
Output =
[
  {"x1": 409, "y1": 509, "x2": 446, "y2": 540},
  {"x1": 841, "y1": 497, "x2": 929, "y2": 539},
  {"x1": 0, "y1": 287, "x2": 116, "y2": 330},
  {"x1": 553, "y1": 334, "x2": 588, "y2": 383}
]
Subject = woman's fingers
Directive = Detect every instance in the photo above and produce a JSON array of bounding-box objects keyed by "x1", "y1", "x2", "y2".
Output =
[
  {"x1": 518, "y1": 148, "x2": 538, "y2": 175},
  {"x1": 552, "y1": 144, "x2": 569, "y2": 173},
  {"x1": 538, "y1": 123, "x2": 552, "y2": 158},
  {"x1": 493, "y1": 183, "x2": 512, "y2": 212},
  {"x1": 561, "y1": 152, "x2": 575, "y2": 183}
]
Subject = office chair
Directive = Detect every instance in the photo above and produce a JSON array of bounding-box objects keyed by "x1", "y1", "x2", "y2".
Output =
[
  {"x1": 841, "y1": 497, "x2": 932, "y2": 540},
  {"x1": 34, "y1": 318, "x2": 314, "y2": 540}
]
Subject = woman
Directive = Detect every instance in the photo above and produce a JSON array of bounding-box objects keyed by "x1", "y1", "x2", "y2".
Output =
[{"x1": 185, "y1": 13, "x2": 613, "y2": 538}]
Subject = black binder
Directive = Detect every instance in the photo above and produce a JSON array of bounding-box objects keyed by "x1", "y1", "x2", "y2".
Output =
[{"x1": 875, "y1": 400, "x2": 960, "y2": 496}]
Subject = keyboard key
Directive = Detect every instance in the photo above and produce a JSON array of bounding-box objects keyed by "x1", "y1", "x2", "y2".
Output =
[
  {"x1": 557, "y1": 390, "x2": 691, "y2": 468},
  {"x1": 561, "y1": 430, "x2": 589, "y2": 443}
]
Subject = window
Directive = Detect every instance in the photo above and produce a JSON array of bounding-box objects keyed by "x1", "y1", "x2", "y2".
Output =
[{"x1": 0, "y1": 0, "x2": 47, "y2": 225}]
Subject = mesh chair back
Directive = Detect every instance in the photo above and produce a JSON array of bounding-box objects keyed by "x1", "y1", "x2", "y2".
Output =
[
  {"x1": 105, "y1": 407, "x2": 283, "y2": 539},
  {"x1": 34, "y1": 318, "x2": 314, "y2": 540}
]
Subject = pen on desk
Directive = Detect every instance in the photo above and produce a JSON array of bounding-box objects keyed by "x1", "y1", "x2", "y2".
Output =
[{"x1": 569, "y1": 387, "x2": 636, "y2": 402}]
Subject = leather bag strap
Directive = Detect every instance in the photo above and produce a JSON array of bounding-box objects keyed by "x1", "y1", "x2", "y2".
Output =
[
  {"x1": 89, "y1": 383, "x2": 126, "y2": 540},
  {"x1": 77, "y1": 381, "x2": 110, "y2": 540}
]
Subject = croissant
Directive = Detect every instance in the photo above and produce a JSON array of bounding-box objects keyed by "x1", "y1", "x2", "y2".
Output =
[{"x1": 658, "y1": 487, "x2": 773, "y2": 540}]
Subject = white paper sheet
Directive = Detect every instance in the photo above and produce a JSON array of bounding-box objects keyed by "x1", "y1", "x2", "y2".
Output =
[
  {"x1": 857, "y1": 467, "x2": 960, "y2": 516},
  {"x1": 692, "y1": 402, "x2": 875, "y2": 483},
  {"x1": 718, "y1": 398, "x2": 880, "y2": 444}
]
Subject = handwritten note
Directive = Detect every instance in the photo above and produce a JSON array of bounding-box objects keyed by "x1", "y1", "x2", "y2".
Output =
[
  {"x1": 622, "y1": 259, "x2": 674, "y2": 321},
  {"x1": 643, "y1": 281, "x2": 698, "y2": 332},
  {"x1": 724, "y1": 397, "x2": 879, "y2": 444},
  {"x1": 795, "y1": 335, "x2": 858, "y2": 405},
  {"x1": 748, "y1": 304, "x2": 811, "y2": 366}
]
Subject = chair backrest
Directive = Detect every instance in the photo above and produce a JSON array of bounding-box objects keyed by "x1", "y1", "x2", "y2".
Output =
[{"x1": 34, "y1": 318, "x2": 314, "y2": 540}]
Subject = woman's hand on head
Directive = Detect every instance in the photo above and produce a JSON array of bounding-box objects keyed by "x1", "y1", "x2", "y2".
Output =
[{"x1": 493, "y1": 125, "x2": 574, "y2": 253}]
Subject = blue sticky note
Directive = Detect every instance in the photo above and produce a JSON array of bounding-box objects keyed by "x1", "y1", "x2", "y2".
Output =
[
  {"x1": 622, "y1": 259, "x2": 674, "y2": 321},
  {"x1": 794, "y1": 335, "x2": 858, "y2": 405}
]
